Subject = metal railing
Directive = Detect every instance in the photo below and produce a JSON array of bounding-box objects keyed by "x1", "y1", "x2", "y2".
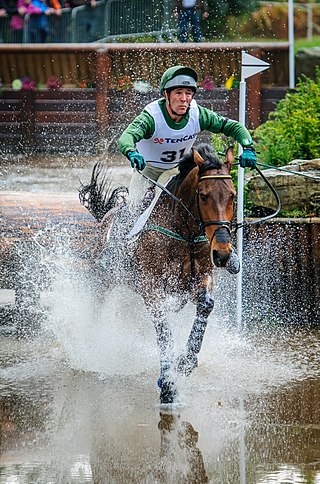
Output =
[
  {"x1": 70, "y1": 0, "x2": 107, "y2": 42},
  {"x1": 0, "y1": 9, "x2": 73, "y2": 43},
  {"x1": 0, "y1": 16, "x2": 22, "y2": 43},
  {"x1": 0, "y1": 0, "x2": 176, "y2": 43},
  {"x1": 101, "y1": 0, "x2": 176, "y2": 42},
  {"x1": 1, "y1": 1, "x2": 319, "y2": 44},
  {"x1": 23, "y1": 9, "x2": 72, "y2": 43}
]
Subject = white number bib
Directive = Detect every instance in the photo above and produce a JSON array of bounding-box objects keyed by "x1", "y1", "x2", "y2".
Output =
[{"x1": 136, "y1": 99, "x2": 200, "y2": 169}]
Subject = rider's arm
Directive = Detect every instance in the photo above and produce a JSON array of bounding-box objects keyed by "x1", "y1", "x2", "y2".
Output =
[
  {"x1": 118, "y1": 110, "x2": 155, "y2": 157},
  {"x1": 198, "y1": 105, "x2": 253, "y2": 148}
]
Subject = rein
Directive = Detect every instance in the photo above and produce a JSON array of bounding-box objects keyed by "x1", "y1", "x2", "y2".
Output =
[
  {"x1": 137, "y1": 169, "x2": 197, "y2": 223},
  {"x1": 138, "y1": 169, "x2": 233, "y2": 240},
  {"x1": 142, "y1": 224, "x2": 208, "y2": 244},
  {"x1": 139, "y1": 168, "x2": 233, "y2": 281},
  {"x1": 138, "y1": 164, "x2": 282, "y2": 237},
  {"x1": 234, "y1": 164, "x2": 281, "y2": 230}
]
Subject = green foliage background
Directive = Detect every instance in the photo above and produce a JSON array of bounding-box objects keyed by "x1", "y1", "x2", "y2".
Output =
[
  {"x1": 254, "y1": 69, "x2": 320, "y2": 166},
  {"x1": 204, "y1": 0, "x2": 258, "y2": 36}
]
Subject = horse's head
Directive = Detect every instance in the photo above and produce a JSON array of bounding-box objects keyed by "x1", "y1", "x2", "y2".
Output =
[{"x1": 193, "y1": 144, "x2": 236, "y2": 268}]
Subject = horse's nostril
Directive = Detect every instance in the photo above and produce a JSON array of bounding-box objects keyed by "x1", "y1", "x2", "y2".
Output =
[
  {"x1": 211, "y1": 250, "x2": 230, "y2": 268},
  {"x1": 211, "y1": 250, "x2": 222, "y2": 267}
]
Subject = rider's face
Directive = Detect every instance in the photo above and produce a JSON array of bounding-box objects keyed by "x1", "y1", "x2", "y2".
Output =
[{"x1": 165, "y1": 88, "x2": 194, "y2": 117}]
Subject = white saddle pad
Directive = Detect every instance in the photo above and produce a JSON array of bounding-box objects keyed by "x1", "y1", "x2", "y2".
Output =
[{"x1": 128, "y1": 176, "x2": 175, "y2": 239}]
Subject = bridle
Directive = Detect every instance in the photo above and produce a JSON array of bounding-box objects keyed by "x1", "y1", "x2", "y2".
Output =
[
  {"x1": 138, "y1": 161, "x2": 281, "y2": 243},
  {"x1": 197, "y1": 167, "x2": 282, "y2": 234},
  {"x1": 138, "y1": 168, "x2": 234, "y2": 242},
  {"x1": 195, "y1": 173, "x2": 234, "y2": 244}
]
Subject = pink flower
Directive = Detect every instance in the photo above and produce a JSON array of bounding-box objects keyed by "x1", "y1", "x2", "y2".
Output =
[
  {"x1": 201, "y1": 78, "x2": 215, "y2": 90},
  {"x1": 21, "y1": 77, "x2": 37, "y2": 90},
  {"x1": 47, "y1": 76, "x2": 63, "y2": 89}
]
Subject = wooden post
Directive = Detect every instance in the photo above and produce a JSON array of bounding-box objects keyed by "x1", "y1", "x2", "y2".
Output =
[
  {"x1": 246, "y1": 74, "x2": 262, "y2": 129},
  {"x1": 246, "y1": 50, "x2": 263, "y2": 129},
  {"x1": 226, "y1": 88, "x2": 239, "y2": 120},
  {"x1": 95, "y1": 47, "x2": 111, "y2": 141}
]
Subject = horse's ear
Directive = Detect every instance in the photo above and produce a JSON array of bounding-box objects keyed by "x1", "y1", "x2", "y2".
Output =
[
  {"x1": 225, "y1": 145, "x2": 234, "y2": 172},
  {"x1": 193, "y1": 149, "x2": 205, "y2": 167}
]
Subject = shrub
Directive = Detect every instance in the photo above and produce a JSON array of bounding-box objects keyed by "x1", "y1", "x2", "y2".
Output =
[
  {"x1": 205, "y1": 0, "x2": 257, "y2": 37},
  {"x1": 239, "y1": 4, "x2": 319, "y2": 39},
  {"x1": 254, "y1": 69, "x2": 320, "y2": 166}
]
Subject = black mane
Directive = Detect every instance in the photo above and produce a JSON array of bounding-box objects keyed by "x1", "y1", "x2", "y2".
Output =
[{"x1": 178, "y1": 143, "x2": 222, "y2": 179}]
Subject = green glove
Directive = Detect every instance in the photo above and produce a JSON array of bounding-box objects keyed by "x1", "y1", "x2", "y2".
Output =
[
  {"x1": 127, "y1": 150, "x2": 146, "y2": 171},
  {"x1": 239, "y1": 147, "x2": 257, "y2": 169}
]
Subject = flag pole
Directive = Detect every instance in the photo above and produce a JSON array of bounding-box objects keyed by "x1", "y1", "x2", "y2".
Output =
[
  {"x1": 288, "y1": 0, "x2": 295, "y2": 88},
  {"x1": 236, "y1": 61, "x2": 246, "y2": 330},
  {"x1": 237, "y1": 52, "x2": 270, "y2": 330}
]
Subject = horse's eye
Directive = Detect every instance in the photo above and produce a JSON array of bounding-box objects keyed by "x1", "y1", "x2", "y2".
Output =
[{"x1": 200, "y1": 193, "x2": 208, "y2": 202}]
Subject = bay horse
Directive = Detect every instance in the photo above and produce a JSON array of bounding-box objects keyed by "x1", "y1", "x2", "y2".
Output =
[{"x1": 80, "y1": 143, "x2": 236, "y2": 404}]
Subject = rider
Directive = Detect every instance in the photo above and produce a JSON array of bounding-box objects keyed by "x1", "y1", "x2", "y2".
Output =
[{"x1": 118, "y1": 65, "x2": 257, "y2": 272}]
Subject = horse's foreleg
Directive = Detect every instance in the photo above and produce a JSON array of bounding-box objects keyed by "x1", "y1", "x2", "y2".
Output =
[
  {"x1": 147, "y1": 302, "x2": 176, "y2": 404},
  {"x1": 151, "y1": 306, "x2": 174, "y2": 378},
  {"x1": 177, "y1": 288, "x2": 214, "y2": 376}
]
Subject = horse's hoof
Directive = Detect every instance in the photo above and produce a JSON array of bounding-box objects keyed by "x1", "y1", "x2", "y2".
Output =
[
  {"x1": 176, "y1": 353, "x2": 198, "y2": 376},
  {"x1": 160, "y1": 383, "x2": 177, "y2": 404},
  {"x1": 225, "y1": 251, "x2": 240, "y2": 274},
  {"x1": 158, "y1": 378, "x2": 177, "y2": 404}
]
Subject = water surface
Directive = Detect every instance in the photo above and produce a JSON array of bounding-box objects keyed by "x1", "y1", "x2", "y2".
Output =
[{"x1": 0, "y1": 156, "x2": 319, "y2": 484}]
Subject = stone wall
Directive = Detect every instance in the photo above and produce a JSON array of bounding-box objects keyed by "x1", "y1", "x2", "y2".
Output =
[
  {"x1": 247, "y1": 159, "x2": 320, "y2": 215},
  {"x1": 295, "y1": 48, "x2": 320, "y2": 83}
]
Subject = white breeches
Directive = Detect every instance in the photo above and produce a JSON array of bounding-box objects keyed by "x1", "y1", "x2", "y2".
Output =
[{"x1": 128, "y1": 164, "x2": 180, "y2": 209}]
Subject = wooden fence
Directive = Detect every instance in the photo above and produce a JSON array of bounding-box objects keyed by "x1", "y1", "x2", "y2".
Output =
[
  {"x1": 243, "y1": 219, "x2": 320, "y2": 326},
  {"x1": 0, "y1": 42, "x2": 289, "y2": 154},
  {"x1": 0, "y1": 86, "x2": 288, "y2": 154}
]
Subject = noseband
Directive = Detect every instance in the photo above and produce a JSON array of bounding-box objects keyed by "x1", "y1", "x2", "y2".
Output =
[{"x1": 196, "y1": 174, "x2": 233, "y2": 241}]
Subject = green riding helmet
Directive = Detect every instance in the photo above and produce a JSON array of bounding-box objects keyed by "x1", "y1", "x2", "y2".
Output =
[{"x1": 160, "y1": 65, "x2": 198, "y2": 96}]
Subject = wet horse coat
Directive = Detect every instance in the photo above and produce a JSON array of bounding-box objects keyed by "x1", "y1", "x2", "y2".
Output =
[{"x1": 81, "y1": 144, "x2": 236, "y2": 404}]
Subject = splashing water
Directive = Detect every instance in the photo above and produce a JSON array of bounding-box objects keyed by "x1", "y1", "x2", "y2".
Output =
[
  {"x1": 40, "y1": 233, "x2": 314, "y2": 402},
  {"x1": 44, "y1": 243, "x2": 158, "y2": 376},
  {"x1": 1, "y1": 217, "x2": 320, "y2": 484}
]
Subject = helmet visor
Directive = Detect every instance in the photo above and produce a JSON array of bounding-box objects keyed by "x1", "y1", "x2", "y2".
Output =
[{"x1": 163, "y1": 75, "x2": 197, "y2": 91}]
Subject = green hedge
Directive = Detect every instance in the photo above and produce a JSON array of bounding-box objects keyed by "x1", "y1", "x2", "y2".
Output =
[{"x1": 254, "y1": 69, "x2": 320, "y2": 166}]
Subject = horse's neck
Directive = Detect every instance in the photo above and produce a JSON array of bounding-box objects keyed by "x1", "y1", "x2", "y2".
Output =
[
  {"x1": 176, "y1": 167, "x2": 198, "y2": 205},
  {"x1": 150, "y1": 168, "x2": 198, "y2": 234}
]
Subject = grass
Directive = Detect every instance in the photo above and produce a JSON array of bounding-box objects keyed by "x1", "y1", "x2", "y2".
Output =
[
  {"x1": 294, "y1": 35, "x2": 320, "y2": 53},
  {"x1": 208, "y1": 35, "x2": 320, "y2": 53},
  {"x1": 109, "y1": 34, "x2": 320, "y2": 51}
]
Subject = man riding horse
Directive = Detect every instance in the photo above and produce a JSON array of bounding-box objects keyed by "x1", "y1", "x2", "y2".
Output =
[
  {"x1": 118, "y1": 65, "x2": 257, "y2": 274},
  {"x1": 80, "y1": 65, "x2": 257, "y2": 405}
]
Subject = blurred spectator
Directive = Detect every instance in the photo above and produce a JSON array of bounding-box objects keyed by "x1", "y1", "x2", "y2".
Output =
[
  {"x1": 173, "y1": 0, "x2": 209, "y2": 43},
  {"x1": 67, "y1": 0, "x2": 95, "y2": 9},
  {"x1": 9, "y1": 0, "x2": 41, "y2": 42},
  {"x1": 46, "y1": 0, "x2": 64, "y2": 42},
  {"x1": 47, "y1": 0, "x2": 62, "y2": 13},
  {"x1": 0, "y1": 0, "x2": 19, "y2": 41},
  {"x1": 28, "y1": 0, "x2": 56, "y2": 42},
  {"x1": 68, "y1": 0, "x2": 96, "y2": 42},
  {"x1": 0, "y1": 0, "x2": 19, "y2": 16}
]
